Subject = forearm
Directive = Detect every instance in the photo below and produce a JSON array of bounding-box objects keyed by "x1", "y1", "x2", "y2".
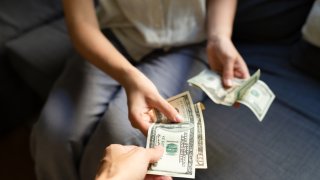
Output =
[
  {"x1": 63, "y1": 0, "x2": 140, "y2": 88},
  {"x1": 68, "y1": 24, "x2": 140, "y2": 88},
  {"x1": 207, "y1": 0, "x2": 238, "y2": 39}
]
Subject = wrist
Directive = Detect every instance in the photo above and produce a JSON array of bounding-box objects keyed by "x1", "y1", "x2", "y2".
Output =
[
  {"x1": 207, "y1": 33, "x2": 231, "y2": 43},
  {"x1": 119, "y1": 67, "x2": 145, "y2": 90}
]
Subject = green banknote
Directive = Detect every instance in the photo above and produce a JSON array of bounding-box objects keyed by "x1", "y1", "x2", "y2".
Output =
[
  {"x1": 146, "y1": 92, "x2": 207, "y2": 178},
  {"x1": 188, "y1": 69, "x2": 275, "y2": 121}
]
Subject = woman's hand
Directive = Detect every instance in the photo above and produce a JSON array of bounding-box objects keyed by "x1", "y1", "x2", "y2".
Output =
[
  {"x1": 96, "y1": 144, "x2": 172, "y2": 180},
  {"x1": 123, "y1": 69, "x2": 183, "y2": 135},
  {"x1": 206, "y1": 35, "x2": 250, "y2": 88},
  {"x1": 206, "y1": 0, "x2": 249, "y2": 87}
]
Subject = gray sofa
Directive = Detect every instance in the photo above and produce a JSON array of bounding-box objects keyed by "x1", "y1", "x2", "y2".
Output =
[
  {"x1": 0, "y1": 0, "x2": 73, "y2": 134},
  {"x1": 1, "y1": 0, "x2": 320, "y2": 179}
]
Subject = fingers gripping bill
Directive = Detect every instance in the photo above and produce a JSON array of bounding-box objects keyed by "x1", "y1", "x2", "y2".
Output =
[
  {"x1": 146, "y1": 92, "x2": 207, "y2": 179},
  {"x1": 188, "y1": 69, "x2": 275, "y2": 121}
]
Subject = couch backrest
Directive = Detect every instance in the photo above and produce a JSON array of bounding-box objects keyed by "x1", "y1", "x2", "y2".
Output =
[
  {"x1": 0, "y1": 0, "x2": 63, "y2": 55},
  {"x1": 233, "y1": 0, "x2": 315, "y2": 44}
]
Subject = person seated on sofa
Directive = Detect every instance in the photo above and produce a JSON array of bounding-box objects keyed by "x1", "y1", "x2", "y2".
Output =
[
  {"x1": 30, "y1": 0, "x2": 249, "y2": 179},
  {"x1": 95, "y1": 144, "x2": 170, "y2": 180},
  {"x1": 95, "y1": 2, "x2": 320, "y2": 180}
]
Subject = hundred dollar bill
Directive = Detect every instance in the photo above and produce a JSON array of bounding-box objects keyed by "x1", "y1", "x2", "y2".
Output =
[
  {"x1": 146, "y1": 123, "x2": 196, "y2": 178},
  {"x1": 152, "y1": 91, "x2": 196, "y2": 124},
  {"x1": 194, "y1": 102, "x2": 207, "y2": 169},
  {"x1": 152, "y1": 92, "x2": 207, "y2": 168},
  {"x1": 188, "y1": 69, "x2": 275, "y2": 121},
  {"x1": 147, "y1": 91, "x2": 196, "y2": 178}
]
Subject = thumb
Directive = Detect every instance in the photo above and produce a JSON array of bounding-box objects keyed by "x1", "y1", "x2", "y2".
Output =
[
  {"x1": 222, "y1": 60, "x2": 234, "y2": 88},
  {"x1": 128, "y1": 111, "x2": 151, "y2": 136},
  {"x1": 155, "y1": 97, "x2": 184, "y2": 123},
  {"x1": 147, "y1": 146, "x2": 164, "y2": 163}
]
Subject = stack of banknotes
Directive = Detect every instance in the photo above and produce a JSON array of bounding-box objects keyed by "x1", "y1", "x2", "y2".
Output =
[
  {"x1": 188, "y1": 69, "x2": 275, "y2": 121},
  {"x1": 146, "y1": 91, "x2": 207, "y2": 178}
]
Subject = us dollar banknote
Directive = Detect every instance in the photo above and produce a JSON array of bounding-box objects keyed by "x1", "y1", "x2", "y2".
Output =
[
  {"x1": 146, "y1": 92, "x2": 207, "y2": 178},
  {"x1": 187, "y1": 69, "x2": 275, "y2": 121},
  {"x1": 152, "y1": 91, "x2": 196, "y2": 124},
  {"x1": 194, "y1": 102, "x2": 207, "y2": 169},
  {"x1": 147, "y1": 92, "x2": 197, "y2": 178},
  {"x1": 146, "y1": 122, "x2": 196, "y2": 178}
]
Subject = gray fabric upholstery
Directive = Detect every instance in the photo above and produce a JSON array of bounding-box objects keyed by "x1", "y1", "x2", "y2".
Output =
[
  {"x1": 0, "y1": 0, "x2": 63, "y2": 134},
  {"x1": 5, "y1": 19, "x2": 73, "y2": 99},
  {"x1": 0, "y1": 0, "x2": 63, "y2": 52},
  {"x1": 291, "y1": 40, "x2": 320, "y2": 80},
  {"x1": 0, "y1": 0, "x2": 64, "y2": 134},
  {"x1": 0, "y1": 59, "x2": 40, "y2": 135},
  {"x1": 197, "y1": 95, "x2": 320, "y2": 180},
  {"x1": 234, "y1": 0, "x2": 314, "y2": 43},
  {"x1": 184, "y1": 1, "x2": 320, "y2": 177},
  {"x1": 186, "y1": 42, "x2": 320, "y2": 180},
  {"x1": 236, "y1": 43, "x2": 320, "y2": 122}
]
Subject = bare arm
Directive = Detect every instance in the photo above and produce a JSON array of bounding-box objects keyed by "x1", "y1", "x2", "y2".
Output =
[
  {"x1": 207, "y1": 0, "x2": 237, "y2": 39},
  {"x1": 62, "y1": 0, "x2": 182, "y2": 134},
  {"x1": 62, "y1": 0, "x2": 139, "y2": 88},
  {"x1": 206, "y1": 0, "x2": 249, "y2": 87}
]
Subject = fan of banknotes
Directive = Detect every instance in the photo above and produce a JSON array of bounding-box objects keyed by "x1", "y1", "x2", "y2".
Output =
[
  {"x1": 188, "y1": 69, "x2": 275, "y2": 121},
  {"x1": 146, "y1": 92, "x2": 207, "y2": 178}
]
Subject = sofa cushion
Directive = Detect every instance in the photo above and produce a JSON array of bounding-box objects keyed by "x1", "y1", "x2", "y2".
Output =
[
  {"x1": 195, "y1": 42, "x2": 320, "y2": 179},
  {"x1": 0, "y1": 59, "x2": 41, "y2": 135},
  {"x1": 236, "y1": 42, "x2": 320, "y2": 122},
  {"x1": 0, "y1": 0, "x2": 63, "y2": 54},
  {"x1": 290, "y1": 0, "x2": 320, "y2": 80},
  {"x1": 290, "y1": 40, "x2": 320, "y2": 80},
  {"x1": 5, "y1": 19, "x2": 74, "y2": 99},
  {"x1": 233, "y1": 0, "x2": 315, "y2": 44},
  {"x1": 199, "y1": 94, "x2": 320, "y2": 179}
]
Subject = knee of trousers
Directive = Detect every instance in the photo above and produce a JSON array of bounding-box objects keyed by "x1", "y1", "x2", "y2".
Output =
[{"x1": 30, "y1": 118, "x2": 81, "y2": 180}]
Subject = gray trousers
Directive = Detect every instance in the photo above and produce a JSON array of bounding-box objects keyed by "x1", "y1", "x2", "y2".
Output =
[{"x1": 30, "y1": 41, "x2": 207, "y2": 180}]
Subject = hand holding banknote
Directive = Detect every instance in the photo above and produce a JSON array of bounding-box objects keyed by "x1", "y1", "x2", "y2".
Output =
[
  {"x1": 188, "y1": 69, "x2": 275, "y2": 121},
  {"x1": 146, "y1": 92, "x2": 207, "y2": 179},
  {"x1": 207, "y1": 35, "x2": 250, "y2": 87},
  {"x1": 124, "y1": 69, "x2": 183, "y2": 135}
]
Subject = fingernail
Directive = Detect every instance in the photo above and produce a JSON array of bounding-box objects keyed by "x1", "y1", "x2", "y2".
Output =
[
  {"x1": 225, "y1": 79, "x2": 233, "y2": 87},
  {"x1": 175, "y1": 114, "x2": 184, "y2": 122}
]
